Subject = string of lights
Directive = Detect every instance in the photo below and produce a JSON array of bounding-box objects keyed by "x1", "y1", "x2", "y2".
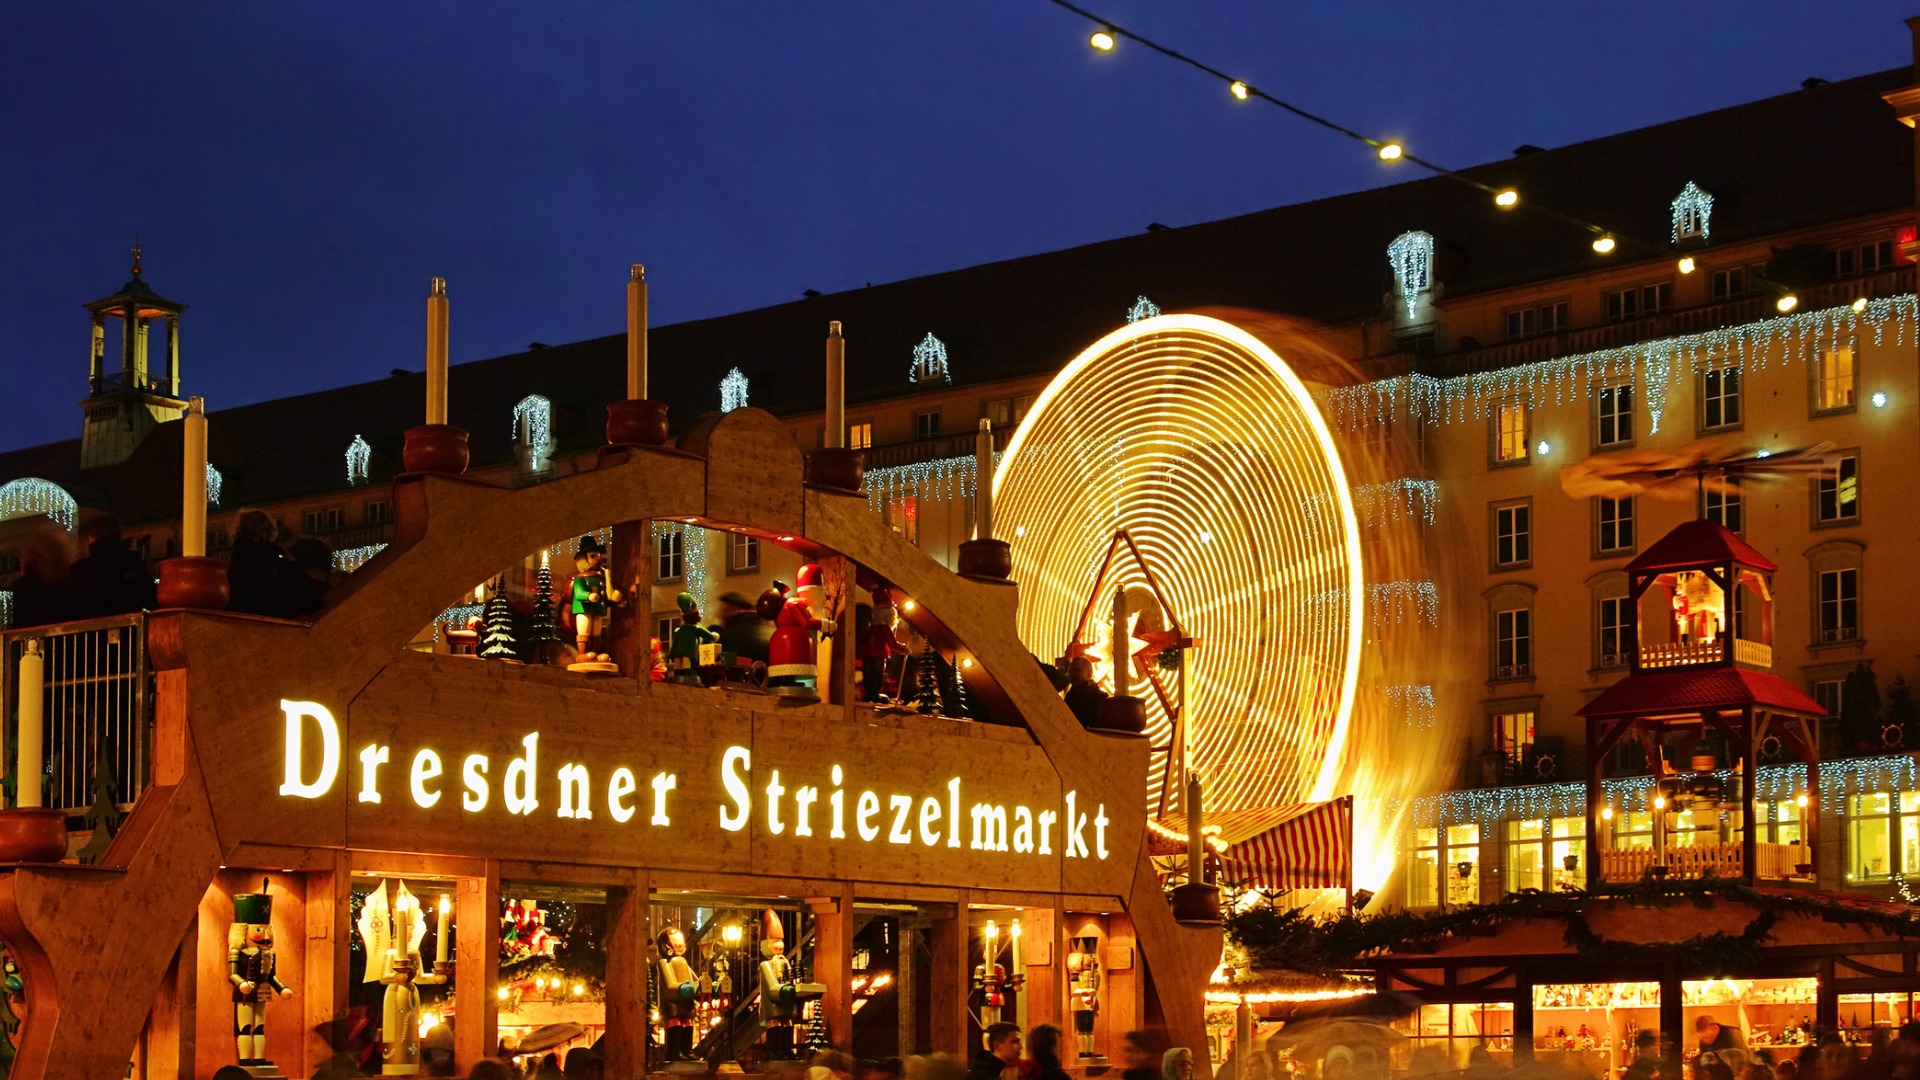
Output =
[{"x1": 1044, "y1": 0, "x2": 1624, "y2": 244}]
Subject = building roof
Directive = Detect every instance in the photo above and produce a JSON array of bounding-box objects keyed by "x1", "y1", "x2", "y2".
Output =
[
  {"x1": 1577, "y1": 667, "x2": 1826, "y2": 719},
  {"x1": 0, "y1": 68, "x2": 1911, "y2": 524},
  {"x1": 1627, "y1": 518, "x2": 1780, "y2": 574}
]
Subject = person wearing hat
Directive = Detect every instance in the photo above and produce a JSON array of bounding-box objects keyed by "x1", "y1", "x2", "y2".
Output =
[
  {"x1": 570, "y1": 536, "x2": 622, "y2": 663},
  {"x1": 228, "y1": 879, "x2": 293, "y2": 1067},
  {"x1": 668, "y1": 592, "x2": 719, "y2": 685}
]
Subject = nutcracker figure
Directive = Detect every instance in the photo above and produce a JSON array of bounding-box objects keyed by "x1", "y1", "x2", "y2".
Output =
[
  {"x1": 764, "y1": 580, "x2": 835, "y2": 696},
  {"x1": 657, "y1": 926, "x2": 700, "y2": 1062},
  {"x1": 229, "y1": 879, "x2": 293, "y2": 1068},
  {"x1": 1068, "y1": 940, "x2": 1103, "y2": 1061},
  {"x1": 668, "y1": 592, "x2": 719, "y2": 685},
  {"x1": 757, "y1": 910, "x2": 800, "y2": 1059},
  {"x1": 859, "y1": 588, "x2": 909, "y2": 703},
  {"x1": 569, "y1": 536, "x2": 622, "y2": 667}
]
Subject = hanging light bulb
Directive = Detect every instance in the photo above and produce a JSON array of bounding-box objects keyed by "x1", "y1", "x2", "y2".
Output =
[
  {"x1": 1592, "y1": 234, "x2": 1618, "y2": 254},
  {"x1": 1090, "y1": 27, "x2": 1116, "y2": 51},
  {"x1": 1229, "y1": 81, "x2": 1250, "y2": 101},
  {"x1": 1494, "y1": 189, "x2": 1519, "y2": 209},
  {"x1": 1678, "y1": 256, "x2": 1696, "y2": 275},
  {"x1": 1853, "y1": 297, "x2": 1869, "y2": 313},
  {"x1": 1378, "y1": 142, "x2": 1404, "y2": 161},
  {"x1": 1600, "y1": 805, "x2": 1614, "y2": 822},
  {"x1": 1777, "y1": 294, "x2": 1799, "y2": 313}
]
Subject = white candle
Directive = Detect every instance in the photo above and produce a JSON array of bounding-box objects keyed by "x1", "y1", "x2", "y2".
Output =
[
  {"x1": 825, "y1": 322, "x2": 845, "y2": 449},
  {"x1": 181, "y1": 396, "x2": 207, "y2": 558},
  {"x1": 627, "y1": 264, "x2": 648, "y2": 400},
  {"x1": 436, "y1": 895, "x2": 450, "y2": 966},
  {"x1": 16, "y1": 640, "x2": 42, "y2": 809},
  {"x1": 426, "y1": 278, "x2": 449, "y2": 425},
  {"x1": 975, "y1": 419, "x2": 994, "y2": 540},
  {"x1": 1187, "y1": 774, "x2": 1205, "y2": 883}
]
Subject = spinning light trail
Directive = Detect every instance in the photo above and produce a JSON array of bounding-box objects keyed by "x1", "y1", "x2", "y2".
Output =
[{"x1": 996, "y1": 314, "x2": 1364, "y2": 812}]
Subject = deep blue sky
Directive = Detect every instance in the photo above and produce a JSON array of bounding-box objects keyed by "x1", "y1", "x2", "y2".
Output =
[{"x1": 2, "y1": 3, "x2": 1913, "y2": 452}]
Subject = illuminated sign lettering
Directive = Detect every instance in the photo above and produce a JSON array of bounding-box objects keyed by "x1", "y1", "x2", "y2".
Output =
[{"x1": 276, "y1": 705, "x2": 1111, "y2": 860}]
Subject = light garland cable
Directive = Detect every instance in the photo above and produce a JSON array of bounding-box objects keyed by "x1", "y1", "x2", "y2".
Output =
[
  {"x1": 0, "y1": 589, "x2": 12, "y2": 629},
  {"x1": 1127, "y1": 296, "x2": 1162, "y2": 324},
  {"x1": 1387, "y1": 232, "x2": 1434, "y2": 317},
  {"x1": 513, "y1": 395, "x2": 552, "y2": 450},
  {"x1": 911, "y1": 333, "x2": 951, "y2": 384},
  {"x1": 205, "y1": 463, "x2": 223, "y2": 508},
  {"x1": 1671, "y1": 182, "x2": 1714, "y2": 242},
  {"x1": 1323, "y1": 297, "x2": 1919, "y2": 436},
  {"x1": 863, "y1": 453, "x2": 1003, "y2": 512},
  {"x1": 1043, "y1": 0, "x2": 1632, "y2": 248},
  {"x1": 996, "y1": 313, "x2": 1364, "y2": 810},
  {"x1": 719, "y1": 368, "x2": 749, "y2": 412},
  {"x1": 0, "y1": 478, "x2": 77, "y2": 532},
  {"x1": 649, "y1": 521, "x2": 709, "y2": 605},
  {"x1": 1384, "y1": 684, "x2": 1436, "y2": 729},
  {"x1": 1306, "y1": 479, "x2": 1438, "y2": 527},
  {"x1": 333, "y1": 543, "x2": 389, "y2": 573},
  {"x1": 346, "y1": 435, "x2": 372, "y2": 486}
]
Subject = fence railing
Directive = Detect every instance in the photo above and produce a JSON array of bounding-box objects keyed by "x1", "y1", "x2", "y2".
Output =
[
  {"x1": 0, "y1": 614, "x2": 151, "y2": 815},
  {"x1": 1599, "y1": 841, "x2": 1811, "y2": 883}
]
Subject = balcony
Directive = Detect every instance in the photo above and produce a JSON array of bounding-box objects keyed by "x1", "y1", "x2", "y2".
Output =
[
  {"x1": 1, "y1": 613, "x2": 151, "y2": 815},
  {"x1": 1417, "y1": 266, "x2": 1915, "y2": 378},
  {"x1": 1599, "y1": 841, "x2": 1810, "y2": 883},
  {"x1": 860, "y1": 427, "x2": 1012, "y2": 471},
  {"x1": 1733, "y1": 638, "x2": 1773, "y2": 668}
]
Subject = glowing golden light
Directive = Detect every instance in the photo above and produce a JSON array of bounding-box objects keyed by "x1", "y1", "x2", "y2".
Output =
[
  {"x1": 997, "y1": 314, "x2": 1364, "y2": 812},
  {"x1": 1796, "y1": 793, "x2": 1810, "y2": 808},
  {"x1": 1654, "y1": 794, "x2": 1668, "y2": 810},
  {"x1": 1229, "y1": 81, "x2": 1250, "y2": 101},
  {"x1": 497, "y1": 986, "x2": 510, "y2": 1001},
  {"x1": 1601, "y1": 805, "x2": 1614, "y2": 821},
  {"x1": 1494, "y1": 189, "x2": 1519, "y2": 208},
  {"x1": 902, "y1": 599, "x2": 917, "y2": 613},
  {"x1": 1777, "y1": 294, "x2": 1799, "y2": 313},
  {"x1": 1678, "y1": 256, "x2": 1696, "y2": 275},
  {"x1": 1090, "y1": 28, "x2": 1116, "y2": 51},
  {"x1": 1853, "y1": 297, "x2": 1869, "y2": 313},
  {"x1": 1377, "y1": 142, "x2": 1403, "y2": 161},
  {"x1": 1592, "y1": 234, "x2": 1617, "y2": 254},
  {"x1": 1204, "y1": 987, "x2": 1370, "y2": 1005}
]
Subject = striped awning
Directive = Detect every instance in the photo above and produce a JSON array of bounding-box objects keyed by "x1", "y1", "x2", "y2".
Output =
[{"x1": 1149, "y1": 800, "x2": 1352, "y2": 891}]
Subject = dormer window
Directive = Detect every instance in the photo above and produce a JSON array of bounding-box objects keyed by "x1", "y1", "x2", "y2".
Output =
[
  {"x1": 512, "y1": 395, "x2": 553, "y2": 474},
  {"x1": 1671, "y1": 181, "x2": 1713, "y2": 243},
  {"x1": 1387, "y1": 231, "x2": 1435, "y2": 318},
  {"x1": 911, "y1": 333, "x2": 951, "y2": 384},
  {"x1": 720, "y1": 367, "x2": 749, "y2": 412},
  {"x1": 346, "y1": 435, "x2": 372, "y2": 486}
]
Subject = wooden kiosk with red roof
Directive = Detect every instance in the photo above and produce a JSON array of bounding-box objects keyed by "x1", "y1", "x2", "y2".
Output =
[{"x1": 1579, "y1": 518, "x2": 1826, "y2": 885}]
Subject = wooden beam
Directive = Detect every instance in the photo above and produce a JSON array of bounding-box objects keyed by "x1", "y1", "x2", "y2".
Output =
[
  {"x1": 602, "y1": 869, "x2": 652, "y2": 1080},
  {"x1": 927, "y1": 890, "x2": 971, "y2": 1057},
  {"x1": 808, "y1": 885, "x2": 856, "y2": 1053},
  {"x1": 302, "y1": 853, "x2": 351, "y2": 1077},
  {"x1": 453, "y1": 861, "x2": 501, "y2": 1075}
]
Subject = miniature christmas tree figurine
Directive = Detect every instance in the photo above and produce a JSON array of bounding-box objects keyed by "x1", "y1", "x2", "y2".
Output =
[
  {"x1": 479, "y1": 578, "x2": 518, "y2": 661},
  {"x1": 74, "y1": 755, "x2": 123, "y2": 865},
  {"x1": 912, "y1": 638, "x2": 942, "y2": 715},
  {"x1": 527, "y1": 553, "x2": 560, "y2": 664}
]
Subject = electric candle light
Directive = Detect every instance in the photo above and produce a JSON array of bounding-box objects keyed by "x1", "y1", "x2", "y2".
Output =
[
  {"x1": 1186, "y1": 773, "x2": 1205, "y2": 883},
  {"x1": 181, "y1": 396, "x2": 208, "y2": 557},
  {"x1": 826, "y1": 321, "x2": 846, "y2": 449},
  {"x1": 627, "y1": 264, "x2": 648, "y2": 400},
  {"x1": 974, "y1": 419, "x2": 994, "y2": 539},
  {"x1": 425, "y1": 278, "x2": 449, "y2": 426},
  {"x1": 435, "y1": 894, "x2": 450, "y2": 966},
  {"x1": 16, "y1": 640, "x2": 43, "y2": 808}
]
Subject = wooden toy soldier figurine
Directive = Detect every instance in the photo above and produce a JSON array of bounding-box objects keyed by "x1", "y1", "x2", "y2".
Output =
[
  {"x1": 229, "y1": 878, "x2": 293, "y2": 1068},
  {"x1": 668, "y1": 592, "x2": 718, "y2": 685},
  {"x1": 568, "y1": 536, "x2": 622, "y2": 671},
  {"x1": 657, "y1": 926, "x2": 700, "y2": 1062}
]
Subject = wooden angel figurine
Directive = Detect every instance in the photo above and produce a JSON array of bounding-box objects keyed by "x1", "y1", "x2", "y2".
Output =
[{"x1": 358, "y1": 880, "x2": 446, "y2": 1076}]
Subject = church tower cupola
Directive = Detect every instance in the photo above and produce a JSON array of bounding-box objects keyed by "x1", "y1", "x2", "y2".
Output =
[{"x1": 79, "y1": 238, "x2": 189, "y2": 469}]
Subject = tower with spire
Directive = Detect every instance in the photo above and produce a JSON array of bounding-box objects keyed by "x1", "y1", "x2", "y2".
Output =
[{"x1": 79, "y1": 238, "x2": 189, "y2": 469}]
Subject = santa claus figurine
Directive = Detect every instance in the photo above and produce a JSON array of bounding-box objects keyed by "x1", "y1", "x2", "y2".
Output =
[
  {"x1": 762, "y1": 579, "x2": 835, "y2": 696},
  {"x1": 859, "y1": 587, "x2": 909, "y2": 703}
]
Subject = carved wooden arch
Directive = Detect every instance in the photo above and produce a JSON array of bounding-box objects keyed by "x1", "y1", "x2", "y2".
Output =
[{"x1": 0, "y1": 408, "x2": 1219, "y2": 1079}]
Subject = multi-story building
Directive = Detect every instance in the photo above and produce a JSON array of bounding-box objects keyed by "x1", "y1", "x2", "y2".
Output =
[{"x1": 5, "y1": 43, "x2": 1920, "y2": 927}]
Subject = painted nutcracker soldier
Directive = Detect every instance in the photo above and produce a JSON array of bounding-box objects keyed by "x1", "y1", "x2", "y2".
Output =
[
  {"x1": 568, "y1": 536, "x2": 622, "y2": 670},
  {"x1": 757, "y1": 909, "x2": 822, "y2": 1060},
  {"x1": 1068, "y1": 943, "x2": 1103, "y2": 1062},
  {"x1": 763, "y1": 580, "x2": 835, "y2": 696},
  {"x1": 859, "y1": 587, "x2": 909, "y2": 703},
  {"x1": 229, "y1": 879, "x2": 293, "y2": 1068},
  {"x1": 657, "y1": 926, "x2": 700, "y2": 1062},
  {"x1": 668, "y1": 592, "x2": 718, "y2": 685}
]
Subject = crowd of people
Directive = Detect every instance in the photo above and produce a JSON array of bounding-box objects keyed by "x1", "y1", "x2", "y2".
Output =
[{"x1": 6, "y1": 509, "x2": 332, "y2": 628}]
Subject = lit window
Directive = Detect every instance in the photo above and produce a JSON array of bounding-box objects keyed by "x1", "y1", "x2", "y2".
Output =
[
  {"x1": 1596, "y1": 385, "x2": 1634, "y2": 447},
  {"x1": 1495, "y1": 611, "x2": 1531, "y2": 678},
  {"x1": 1815, "y1": 347, "x2": 1857, "y2": 413},
  {"x1": 1596, "y1": 497, "x2": 1635, "y2": 555},
  {"x1": 1598, "y1": 596, "x2": 1631, "y2": 668},
  {"x1": 1702, "y1": 367, "x2": 1742, "y2": 430},
  {"x1": 1494, "y1": 403, "x2": 1529, "y2": 463},
  {"x1": 727, "y1": 532, "x2": 759, "y2": 574},
  {"x1": 886, "y1": 495, "x2": 919, "y2": 546},
  {"x1": 1406, "y1": 826, "x2": 1441, "y2": 908},
  {"x1": 1505, "y1": 817, "x2": 1586, "y2": 894},
  {"x1": 656, "y1": 528, "x2": 685, "y2": 581},
  {"x1": 1819, "y1": 568, "x2": 1859, "y2": 643},
  {"x1": 1817, "y1": 456, "x2": 1860, "y2": 524},
  {"x1": 847, "y1": 422, "x2": 873, "y2": 450},
  {"x1": 1493, "y1": 501, "x2": 1530, "y2": 568},
  {"x1": 1846, "y1": 792, "x2": 1920, "y2": 881},
  {"x1": 1445, "y1": 823, "x2": 1481, "y2": 907}
]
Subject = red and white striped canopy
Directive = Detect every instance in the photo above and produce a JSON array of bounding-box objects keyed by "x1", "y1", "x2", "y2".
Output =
[{"x1": 1149, "y1": 799, "x2": 1352, "y2": 891}]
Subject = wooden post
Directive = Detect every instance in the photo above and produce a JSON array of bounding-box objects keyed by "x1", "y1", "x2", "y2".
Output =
[
  {"x1": 825, "y1": 322, "x2": 845, "y2": 449},
  {"x1": 454, "y1": 862, "x2": 501, "y2": 1075},
  {"x1": 627, "y1": 265, "x2": 648, "y2": 401},
  {"x1": 608, "y1": 521, "x2": 649, "y2": 679},
  {"x1": 808, "y1": 885, "x2": 855, "y2": 1053},
  {"x1": 928, "y1": 897, "x2": 970, "y2": 1057},
  {"x1": 303, "y1": 854, "x2": 351, "y2": 1077},
  {"x1": 1741, "y1": 707, "x2": 1759, "y2": 883},
  {"x1": 425, "y1": 278, "x2": 449, "y2": 426},
  {"x1": 1586, "y1": 716, "x2": 1604, "y2": 888},
  {"x1": 1016, "y1": 907, "x2": 1058, "y2": 1034},
  {"x1": 604, "y1": 869, "x2": 651, "y2": 1080},
  {"x1": 147, "y1": 921, "x2": 198, "y2": 1079}
]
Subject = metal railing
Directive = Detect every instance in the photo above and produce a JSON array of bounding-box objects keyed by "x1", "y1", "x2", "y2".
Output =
[{"x1": 0, "y1": 614, "x2": 151, "y2": 814}]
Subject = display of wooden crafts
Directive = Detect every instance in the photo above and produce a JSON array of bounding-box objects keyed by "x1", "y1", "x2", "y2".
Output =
[
  {"x1": 228, "y1": 879, "x2": 293, "y2": 1069},
  {"x1": 567, "y1": 536, "x2": 621, "y2": 673}
]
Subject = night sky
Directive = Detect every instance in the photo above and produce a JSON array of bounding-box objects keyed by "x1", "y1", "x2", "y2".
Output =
[{"x1": 2, "y1": 2, "x2": 1912, "y2": 453}]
